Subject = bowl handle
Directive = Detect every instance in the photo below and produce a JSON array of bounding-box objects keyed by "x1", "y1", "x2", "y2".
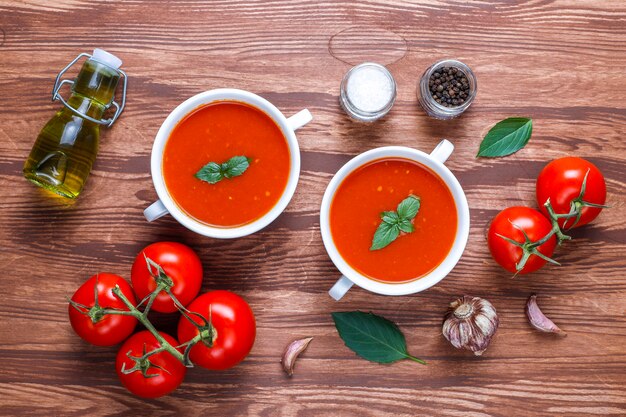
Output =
[
  {"x1": 430, "y1": 139, "x2": 454, "y2": 164},
  {"x1": 144, "y1": 199, "x2": 169, "y2": 222},
  {"x1": 329, "y1": 275, "x2": 354, "y2": 301},
  {"x1": 287, "y1": 109, "x2": 313, "y2": 131}
]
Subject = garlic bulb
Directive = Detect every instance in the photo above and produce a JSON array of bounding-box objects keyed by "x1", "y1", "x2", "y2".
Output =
[{"x1": 442, "y1": 296, "x2": 499, "y2": 356}]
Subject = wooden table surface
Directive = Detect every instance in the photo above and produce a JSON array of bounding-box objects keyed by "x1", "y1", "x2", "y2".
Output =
[{"x1": 1, "y1": 1, "x2": 625, "y2": 416}]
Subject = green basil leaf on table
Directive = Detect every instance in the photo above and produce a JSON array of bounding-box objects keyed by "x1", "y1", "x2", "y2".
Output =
[
  {"x1": 477, "y1": 117, "x2": 533, "y2": 158},
  {"x1": 195, "y1": 155, "x2": 251, "y2": 184},
  {"x1": 331, "y1": 311, "x2": 426, "y2": 365}
]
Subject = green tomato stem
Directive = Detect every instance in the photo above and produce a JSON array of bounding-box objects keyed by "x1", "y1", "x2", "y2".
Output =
[
  {"x1": 497, "y1": 219, "x2": 561, "y2": 274},
  {"x1": 87, "y1": 258, "x2": 211, "y2": 372},
  {"x1": 99, "y1": 309, "x2": 135, "y2": 316},
  {"x1": 543, "y1": 199, "x2": 572, "y2": 245},
  {"x1": 110, "y1": 285, "x2": 195, "y2": 365}
]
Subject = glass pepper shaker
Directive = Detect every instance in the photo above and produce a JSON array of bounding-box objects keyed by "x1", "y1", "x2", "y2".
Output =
[
  {"x1": 23, "y1": 49, "x2": 128, "y2": 199},
  {"x1": 417, "y1": 59, "x2": 477, "y2": 120},
  {"x1": 339, "y1": 62, "x2": 396, "y2": 122}
]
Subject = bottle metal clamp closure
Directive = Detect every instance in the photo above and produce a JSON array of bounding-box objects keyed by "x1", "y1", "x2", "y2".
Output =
[{"x1": 51, "y1": 52, "x2": 127, "y2": 127}]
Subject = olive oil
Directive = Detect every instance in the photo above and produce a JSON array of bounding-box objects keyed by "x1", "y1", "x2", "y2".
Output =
[{"x1": 24, "y1": 49, "x2": 127, "y2": 198}]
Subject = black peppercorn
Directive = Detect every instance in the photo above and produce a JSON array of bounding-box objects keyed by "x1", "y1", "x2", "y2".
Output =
[{"x1": 427, "y1": 65, "x2": 471, "y2": 108}]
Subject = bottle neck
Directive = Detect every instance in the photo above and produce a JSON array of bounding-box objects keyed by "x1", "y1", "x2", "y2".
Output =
[
  {"x1": 73, "y1": 59, "x2": 121, "y2": 108},
  {"x1": 64, "y1": 94, "x2": 106, "y2": 122},
  {"x1": 61, "y1": 59, "x2": 121, "y2": 124}
]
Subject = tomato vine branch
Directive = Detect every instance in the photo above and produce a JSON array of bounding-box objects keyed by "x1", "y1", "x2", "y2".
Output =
[{"x1": 71, "y1": 258, "x2": 222, "y2": 375}]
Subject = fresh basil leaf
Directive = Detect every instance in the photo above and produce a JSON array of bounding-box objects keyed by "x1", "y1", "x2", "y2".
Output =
[
  {"x1": 222, "y1": 155, "x2": 250, "y2": 178},
  {"x1": 381, "y1": 211, "x2": 399, "y2": 224},
  {"x1": 371, "y1": 194, "x2": 422, "y2": 250},
  {"x1": 196, "y1": 156, "x2": 250, "y2": 184},
  {"x1": 477, "y1": 117, "x2": 533, "y2": 158},
  {"x1": 396, "y1": 195, "x2": 420, "y2": 220},
  {"x1": 195, "y1": 162, "x2": 223, "y2": 184},
  {"x1": 370, "y1": 221, "x2": 400, "y2": 251},
  {"x1": 331, "y1": 311, "x2": 426, "y2": 365},
  {"x1": 398, "y1": 219, "x2": 414, "y2": 233}
]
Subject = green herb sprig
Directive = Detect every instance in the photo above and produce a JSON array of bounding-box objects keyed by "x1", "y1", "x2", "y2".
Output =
[
  {"x1": 370, "y1": 195, "x2": 421, "y2": 251},
  {"x1": 195, "y1": 156, "x2": 251, "y2": 184}
]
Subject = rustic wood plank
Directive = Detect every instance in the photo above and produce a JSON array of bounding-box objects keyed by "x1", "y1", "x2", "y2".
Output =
[{"x1": 0, "y1": 0, "x2": 625, "y2": 416}]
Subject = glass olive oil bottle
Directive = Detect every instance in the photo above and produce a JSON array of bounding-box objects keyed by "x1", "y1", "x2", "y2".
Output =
[{"x1": 23, "y1": 49, "x2": 127, "y2": 198}]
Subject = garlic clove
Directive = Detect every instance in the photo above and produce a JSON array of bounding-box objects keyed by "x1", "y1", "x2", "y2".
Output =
[
  {"x1": 281, "y1": 337, "x2": 313, "y2": 377},
  {"x1": 443, "y1": 296, "x2": 499, "y2": 356},
  {"x1": 525, "y1": 294, "x2": 566, "y2": 336}
]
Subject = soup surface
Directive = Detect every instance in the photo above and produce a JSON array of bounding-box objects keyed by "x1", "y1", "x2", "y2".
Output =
[
  {"x1": 329, "y1": 158, "x2": 457, "y2": 283},
  {"x1": 163, "y1": 101, "x2": 290, "y2": 227}
]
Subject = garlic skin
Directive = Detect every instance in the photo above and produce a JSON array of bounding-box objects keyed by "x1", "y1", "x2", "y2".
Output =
[
  {"x1": 526, "y1": 294, "x2": 566, "y2": 336},
  {"x1": 442, "y1": 296, "x2": 499, "y2": 356}
]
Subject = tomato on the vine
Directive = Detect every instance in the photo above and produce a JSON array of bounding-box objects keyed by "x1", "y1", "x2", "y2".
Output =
[
  {"x1": 131, "y1": 242, "x2": 203, "y2": 313},
  {"x1": 536, "y1": 157, "x2": 607, "y2": 229},
  {"x1": 177, "y1": 290, "x2": 256, "y2": 370},
  {"x1": 116, "y1": 330, "x2": 186, "y2": 398},
  {"x1": 487, "y1": 207, "x2": 557, "y2": 274},
  {"x1": 68, "y1": 273, "x2": 137, "y2": 346}
]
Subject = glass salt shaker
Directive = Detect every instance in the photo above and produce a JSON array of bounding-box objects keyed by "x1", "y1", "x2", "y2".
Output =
[
  {"x1": 417, "y1": 59, "x2": 477, "y2": 120},
  {"x1": 339, "y1": 62, "x2": 396, "y2": 122}
]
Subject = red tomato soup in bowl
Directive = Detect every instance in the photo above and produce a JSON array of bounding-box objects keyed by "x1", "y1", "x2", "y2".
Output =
[
  {"x1": 162, "y1": 101, "x2": 290, "y2": 227},
  {"x1": 329, "y1": 158, "x2": 457, "y2": 283}
]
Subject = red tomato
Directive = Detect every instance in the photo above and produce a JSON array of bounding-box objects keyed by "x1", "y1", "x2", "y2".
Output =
[
  {"x1": 177, "y1": 291, "x2": 256, "y2": 370},
  {"x1": 487, "y1": 207, "x2": 557, "y2": 274},
  {"x1": 131, "y1": 242, "x2": 203, "y2": 313},
  {"x1": 536, "y1": 157, "x2": 606, "y2": 228},
  {"x1": 68, "y1": 273, "x2": 137, "y2": 346},
  {"x1": 116, "y1": 330, "x2": 186, "y2": 398}
]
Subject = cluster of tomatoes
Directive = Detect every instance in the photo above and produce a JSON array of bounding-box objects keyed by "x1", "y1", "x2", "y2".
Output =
[
  {"x1": 68, "y1": 242, "x2": 256, "y2": 398},
  {"x1": 487, "y1": 157, "x2": 607, "y2": 274}
]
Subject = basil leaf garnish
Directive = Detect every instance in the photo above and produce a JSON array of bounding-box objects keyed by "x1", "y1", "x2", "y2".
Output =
[
  {"x1": 370, "y1": 195, "x2": 421, "y2": 251},
  {"x1": 195, "y1": 155, "x2": 251, "y2": 184}
]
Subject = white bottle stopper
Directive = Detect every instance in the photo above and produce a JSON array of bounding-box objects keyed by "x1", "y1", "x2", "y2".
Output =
[{"x1": 91, "y1": 48, "x2": 122, "y2": 70}]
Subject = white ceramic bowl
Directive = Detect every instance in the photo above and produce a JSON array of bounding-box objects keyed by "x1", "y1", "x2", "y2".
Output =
[
  {"x1": 320, "y1": 140, "x2": 470, "y2": 299},
  {"x1": 144, "y1": 88, "x2": 312, "y2": 238}
]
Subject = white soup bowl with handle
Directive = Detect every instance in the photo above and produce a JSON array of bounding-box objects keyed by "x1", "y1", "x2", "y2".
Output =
[
  {"x1": 144, "y1": 88, "x2": 312, "y2": 238},
  {"x1": 320, "y1": 140, "x2": 470, "y2": 300}
]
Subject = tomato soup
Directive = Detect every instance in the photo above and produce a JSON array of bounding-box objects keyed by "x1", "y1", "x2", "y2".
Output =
[
  {"x1": 163, "y1": 101, "x2": 290, "y2": 227},
  {"x1": 330, "y1": 158, "x2": 457, "y2": 283}
]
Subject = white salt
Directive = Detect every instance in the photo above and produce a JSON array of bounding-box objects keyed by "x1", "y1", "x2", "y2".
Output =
[{"x1": 346, "y1": 65, "x2": 394, "y2": 113}]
